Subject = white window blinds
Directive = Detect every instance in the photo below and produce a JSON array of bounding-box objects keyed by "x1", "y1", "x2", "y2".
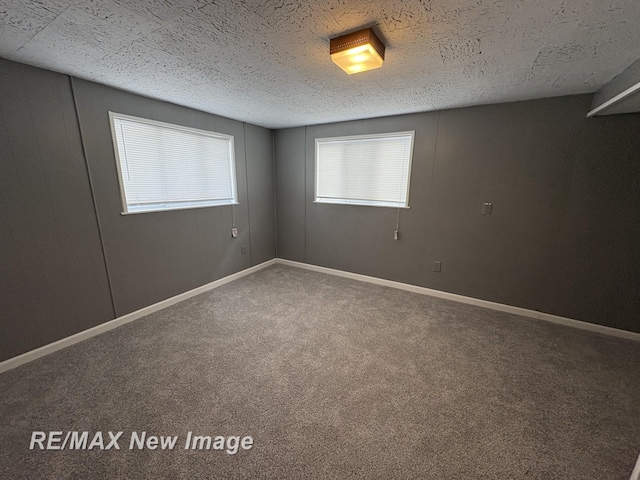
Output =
[
  {"x1": 315, "y1": 131, "x2": 414, "y2": 208},
  {"x1": 109, "y1": 112, "x2": 237, "y2": 214}
]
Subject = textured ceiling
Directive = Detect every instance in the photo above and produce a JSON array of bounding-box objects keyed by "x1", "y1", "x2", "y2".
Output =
[{"x1": 1, "y1": 0, "x2": 640, "y2": 128}]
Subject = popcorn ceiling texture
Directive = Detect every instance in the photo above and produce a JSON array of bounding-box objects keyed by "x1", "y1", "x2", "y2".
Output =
[{"x1": 1, "y1": 0, "x2": 639, "y2": 127}]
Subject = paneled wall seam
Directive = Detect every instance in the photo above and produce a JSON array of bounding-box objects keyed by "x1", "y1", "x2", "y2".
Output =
[
  {"x1": 69, "y1": 77, "x2": 117, "y2": 319},
  {"x1": 242, "y1": 122, "x2": 253, "y2": 265},
  {"x1": 0, "y1": 82, "x2": 46, "y2": 352},
  {"x1": 540, "y1": 107, "x2": 591, "y2": 313},
  {"x1": 272, "y1": 129, "x2": 278, "y2": 257},
  {"x1": 422, "y1": 111, "x2": 441, "y2": 274},
  {"x1": 22, "y1": 68, "x2": 74, "y2": 336},
  {"x1": 303, "y1": 126, "x2": 308, "y2": 262}
]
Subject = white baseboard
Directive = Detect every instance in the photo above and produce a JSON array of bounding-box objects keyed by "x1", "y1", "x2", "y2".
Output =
[
  {"x1": 276, "y1": 259, "x2": 640, "y2": 342},
  {"x1": 631, "y1": 453, "x2": 640, "y2": 480},
  {"x1": 3, "y1": 256, "x2": 637, "y2": 375},
  {"x1": 0, "y1": 259, "x2": 277, "y2": 374}
]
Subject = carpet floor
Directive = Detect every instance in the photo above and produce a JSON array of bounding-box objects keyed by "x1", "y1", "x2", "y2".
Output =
[{"x1": 1, "y1": 264, "x2": 639, "y2": 479}]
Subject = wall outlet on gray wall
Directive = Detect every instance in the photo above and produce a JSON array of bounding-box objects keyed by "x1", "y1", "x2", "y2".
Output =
[
  {"x1": 481, "y1": 203, "x2": 492, "y2": 215},
  {"x1": 433, "y1": 261, "x2": 441, "y2": 272},
  {"x1": 241, "y1": 245, "x2": 247, "y2": 254}
]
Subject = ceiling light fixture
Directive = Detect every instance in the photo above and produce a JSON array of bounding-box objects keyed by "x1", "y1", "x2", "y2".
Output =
[{"x1": 330, "y1": 27, "x2": 385, "y2": 75}]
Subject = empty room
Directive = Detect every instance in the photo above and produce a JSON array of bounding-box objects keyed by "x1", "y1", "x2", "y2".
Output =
[{"x1": 1, "y1": 1, "x2": 640, "y2": 478}]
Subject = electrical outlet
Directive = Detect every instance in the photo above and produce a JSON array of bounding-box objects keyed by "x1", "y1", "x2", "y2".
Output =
[
  {"x1": 241, "y1": 245, "x2": 247, "y2": 255},
  {"x1": 231, "y1": 227, "x2": 238, "y2": 238},
  {"x1": 481, "y1": 203, "x2": 492, "y2": 215},
  {"x1": 433, "y1": 261, "x2": 441, "y2": 272}
]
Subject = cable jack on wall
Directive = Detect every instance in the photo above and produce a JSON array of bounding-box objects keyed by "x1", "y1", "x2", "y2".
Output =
[
  {"x1": 231, "y1": 204, "x2": 238, "y2": 238},
  {"x1": 394, "y1": 208, "x2": 400, "y2": 240}
]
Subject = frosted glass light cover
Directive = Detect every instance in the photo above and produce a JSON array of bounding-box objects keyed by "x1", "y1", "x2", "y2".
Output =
[
  {"x1": 331, "y1": 44, "x2": 384, "y2": 74},
  {"x1": 330, "y1": 28, "x2": 385, "y2": 75}
]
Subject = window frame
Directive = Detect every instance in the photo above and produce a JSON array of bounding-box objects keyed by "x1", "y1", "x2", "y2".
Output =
[
  {"x1": 314, "y1": 130, "x2": 415, "y2": 209},
  {"x1": 108, "y1": 111, "x2": 238, "y2": 215}
]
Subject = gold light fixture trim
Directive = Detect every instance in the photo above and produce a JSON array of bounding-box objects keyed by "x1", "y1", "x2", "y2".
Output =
[{"x1": 330, "y1": 27, "x2": 385, "y2": 74}]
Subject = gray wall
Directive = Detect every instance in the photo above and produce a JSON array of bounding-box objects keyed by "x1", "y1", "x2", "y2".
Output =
[
  {"x1": 0, "y1": 60, "x2": 114, "y2": 361},
  {"x1": 275, "y1": 95, "x2": 640, "y2": 333},
  {"x1": 274, "y1": 127, "x2": 306, "y2": 263},
  {"x1": 0, "y1": 59, "x2": 275, "y2": 361},
  {"x1": 245, "y1": 123, "x2": 277, "y2": 266},
  {"x1": 72, "y1": 78, "x2": 275, "y2": 316},
  {"x1": 2, "y1": 55, "x2": 638, "y2": 364},
  {"x1": 543, "y1": 114, "x2": 640, "y2": 332}
]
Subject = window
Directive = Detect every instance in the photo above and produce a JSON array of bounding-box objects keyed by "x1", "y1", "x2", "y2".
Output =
[
  {"x1": 109, "y1": 112, "x2": 237, "y2": 214},
  {"x1": 315, "y1": 131, "x2": 414, "y2": 208}
]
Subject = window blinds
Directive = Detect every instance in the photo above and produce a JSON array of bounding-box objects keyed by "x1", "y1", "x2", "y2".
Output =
[
  {"x1": 109, "y1": 113, "x2": 237, "y2": 214},
  {"x1": 315, "y1": 131, "x2": 414, "y2": 208}
]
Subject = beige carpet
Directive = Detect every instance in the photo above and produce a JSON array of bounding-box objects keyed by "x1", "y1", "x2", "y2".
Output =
[{"x1": 1, "y1": 265, "x2": 639, "y2": 479}]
